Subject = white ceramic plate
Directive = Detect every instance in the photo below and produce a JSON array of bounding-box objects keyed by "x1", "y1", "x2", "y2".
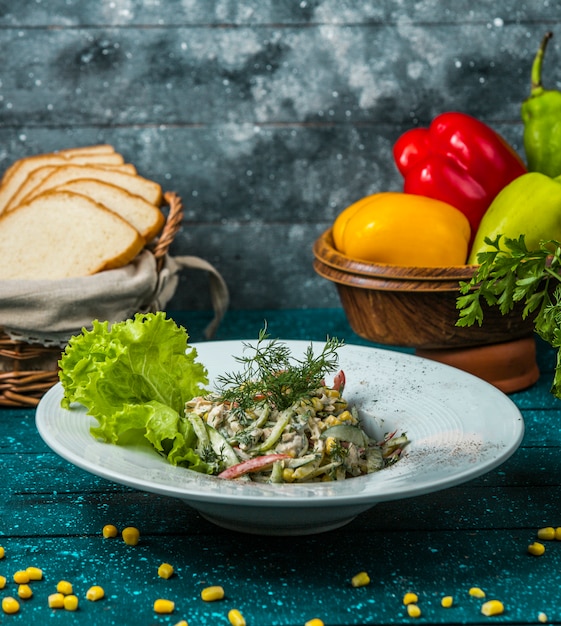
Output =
[{"x1": 36, "y1": 340, "x2": 524, "y2": 535}]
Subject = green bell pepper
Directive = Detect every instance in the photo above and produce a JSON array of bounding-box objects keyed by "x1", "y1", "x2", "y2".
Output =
[
  {"x1": 521, "y1": 32, "x2": 561, "y2": 178},
  {"x1": 468, "y1": 172, "x2": 561, "y2": 263}
]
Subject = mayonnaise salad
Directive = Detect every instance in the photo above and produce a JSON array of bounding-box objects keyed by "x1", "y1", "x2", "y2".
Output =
[{"x1": 185, "y1": 369, "x2": 409, "y2": 483}]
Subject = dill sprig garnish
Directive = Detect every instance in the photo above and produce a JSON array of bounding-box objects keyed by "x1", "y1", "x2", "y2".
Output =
[{"x1": 215, "y1": 325, "x2": 345, "y2": 413}]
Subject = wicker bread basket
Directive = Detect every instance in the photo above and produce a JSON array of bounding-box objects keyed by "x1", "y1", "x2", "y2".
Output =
[{"x1": 0, "y1": 191, "x2": 184, "y2": 408}]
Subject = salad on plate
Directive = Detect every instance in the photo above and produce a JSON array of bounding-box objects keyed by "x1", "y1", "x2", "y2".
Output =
[{"x1": 59, "y1": 312, "x2": 408, "y2": 483}]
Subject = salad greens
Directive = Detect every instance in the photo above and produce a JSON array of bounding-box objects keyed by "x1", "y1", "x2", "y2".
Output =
[
  {"x1": 59, "y1": 313, "x2": 408, "y2": 481},
  {"x1": 456, "y1": 234, "x2": 561, "y2": 397},
  {"x1": 59, "y1": 312, "x2": 212, "y2": 471}
]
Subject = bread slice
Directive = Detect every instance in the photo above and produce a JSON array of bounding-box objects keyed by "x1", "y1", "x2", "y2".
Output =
[
  {"x1": 0, "y1": 190, "x2": 145, "y2": 280},
  {"x1": 57, "y1": 144, "x2": 116, "y2": 158},
  {"x1": 7, "y1": 162, "x2": 137, "y2": 211},
  {"x1": 0, "y1": 144, "x2": 117, "y2": 185},
  {"x1": 18, "y1": 164, "x2": 163, "y2": 207},
  {"x1": 54, "y1": 178, "x2": 166, "y2": 242},
  {"x1": 0, "y1": 147, "x2": 130, "y2": 213},
  {"x1": 2, "y1": 151, "x2": 124, "y2": 186}
]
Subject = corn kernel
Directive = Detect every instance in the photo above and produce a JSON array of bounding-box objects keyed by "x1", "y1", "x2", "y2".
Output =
[
  {"x1": 0, "y1": 575, "x2": 6, "y2": 589},
  {"x1": 325, "y1": 436, "x2": 337, "y2": 454},
  {"x1": 325, "y1": 415, "x2": 341, "y2": 427},
  {"x1": 18, "y1": 584, "x2": 33, "y2": 599},
  {"x1": 555, "y1": 527, "x2": 561, "y2": 540},
  {"x1": 407, "y1": 604, "x2": 421, "y2": 618},
  {"x1": 122, "y1": 526, "x2": 140, "y2": 546},
  {"x1": 64, "y1": 594, "x2": 79, "y2": 611},
  {"x1": 154, "y1": 598, "x2": 175, "y2": 614},
  {"x1": 403, "y1": 592, "x2": 418, "y2": 605},
  {"x1": 0, "y1": 546, "x2": 4, "y2": 559},
  {"x1": 26, "y1": 566, "x2": 43, "y2": 581},
  {"x1": 305, "y1": 620, "x2": 324, "y2": 626},
  {"x1": 48, "y1": 592, "x2": 65, "y2": 609},
  {"x1": 282, "y1": 468, "x2": 295, "y2": 482},
  {"x1": 538, "y1": 612, "x2": 548, "y2": 623},
  {"x1": 311, "y1": 397, "x2": 323, "y2": 411},
  {"x1": 201, "y1": 585, "x2": 225, "y2": 602},
  {"x1": 57, "y1": 580, "x2": 73, "y2": 595},
  {"x1": 103, "y1": 524, "x2": 118, "y2": 538},
  {"x1": 469, "y1": 587, "x2": 486, "y2": 598},
  {"x1": 13, "y1": 570, "x2": 30, "y2": 584},
  {"x1": 337, "y1": 410, "x2": 353, "y2": 422},
  {"x1": 351, "y1": 571, "x2": 370, "y2": 588},
  {"x1": 528, "y1": 541, "x2": 546, "y2": 556},
  {"x1": 2, "y1": 596, "x2": 20, "y2": 614},
  {"x1": 441, "y1": 595, "x2": 454, "y2": 608},
  {"x1": 537, "y1": 526, "x2": 555, "y2": 541},
  {"x1": 86, "y1": 585, "x2": 105, "y2": 601},
  {"x1": 158, "y1": 563, "x2": 174, "y2": 579},
  {"x1": 228, "y1": 608, "x2": 247, "y2": 626},
  {"x1": 481, "y1": 600, "x2": 504, "y2": 616},
  {"x1": 325, "y1": 388, "x2": 340, "y2": 398},
  {"x1": 174, "y1": 621, "x2": 189, "y2": 626}
]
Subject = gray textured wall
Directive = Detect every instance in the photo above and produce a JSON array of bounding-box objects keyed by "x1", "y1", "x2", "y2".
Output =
[{"x1": 0, "y1": 1, "x2": 558, "y2": 310}]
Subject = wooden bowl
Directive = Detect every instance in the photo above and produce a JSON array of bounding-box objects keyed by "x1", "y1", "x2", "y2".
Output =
[{"x1": 312, "y1": 228, "x2": 535, "y2": 350}]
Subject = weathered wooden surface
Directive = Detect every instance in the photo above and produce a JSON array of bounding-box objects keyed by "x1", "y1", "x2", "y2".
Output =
[
  {"x1": 1, "y1": 309, "x2": 561, "y2": 625},
  {"x1": 0, "y1": 2, "x2": 558, "y2": 309}
]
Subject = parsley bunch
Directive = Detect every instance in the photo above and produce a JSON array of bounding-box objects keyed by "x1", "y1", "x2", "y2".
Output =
[{"x1": 456, "y1": 234, "x2": 561, "y2": 397}]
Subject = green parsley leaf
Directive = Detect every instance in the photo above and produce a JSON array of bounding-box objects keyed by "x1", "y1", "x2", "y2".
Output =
[{"x1": 456, "y1": 234, "x2": 561, "y2": 398}]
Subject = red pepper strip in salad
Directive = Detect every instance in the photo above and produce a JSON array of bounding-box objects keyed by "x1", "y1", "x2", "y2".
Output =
[
  {"x1": 393, "y1": 111, "x2": 527, "y2": 239},
  {"x1": 332, "y1": 370, "x2": 345, "y2": 393},
  {"x1": 320, "y1": 369, "x2": 345, "y2": 393},
  {"x1": 217, "y1": 454, "x2": 292, "y2": 480}
]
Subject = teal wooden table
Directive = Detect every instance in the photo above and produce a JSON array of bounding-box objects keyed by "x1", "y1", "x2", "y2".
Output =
[{"x1": 2, "y1": 309, "x2": 560, "y2": 626}]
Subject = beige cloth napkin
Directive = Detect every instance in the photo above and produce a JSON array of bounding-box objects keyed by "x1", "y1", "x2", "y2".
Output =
[{"x1": 0, "y1": 250, "x2": 229, "y2": 346}]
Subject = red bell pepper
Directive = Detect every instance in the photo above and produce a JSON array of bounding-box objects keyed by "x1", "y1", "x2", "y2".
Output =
[{"x1": 393, "y1": 112, "x2": 527, "y2": 237}]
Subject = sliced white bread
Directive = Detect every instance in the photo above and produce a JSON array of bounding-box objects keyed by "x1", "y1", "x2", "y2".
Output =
[
  {"x1": 0, "y1": 144, "x2": 117, "y2": 185},
  {"x1": 7, "y1": 162, "x2": 137, "y2": 211},
  {"x1": 18, "y1": 164, "x2": 163, "y2": 207},
  {"x1": 1, "y1": 151, "x2": 124, "y2": 187},
  {"x1": 54, "y1": 178, "x2": 166, "y2": 242},
  {"x1": 0, "y1": 147, "x2": 129, "y2": 213},
  {"x1": 57, "y1": 144, "x2": 116, "y2": 158},
  {"x1": 0, "y1": 190, "x2": 145, "y2": 280}
]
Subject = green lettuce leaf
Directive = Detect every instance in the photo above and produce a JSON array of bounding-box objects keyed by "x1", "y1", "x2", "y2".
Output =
[{"x1": 58, "y1": 312, "x2": 210, "y2": 471}]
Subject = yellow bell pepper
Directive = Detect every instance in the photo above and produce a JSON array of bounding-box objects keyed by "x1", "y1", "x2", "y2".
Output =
[{"x1": 332, "y1": 192, "x2": 471, "y2": 266}]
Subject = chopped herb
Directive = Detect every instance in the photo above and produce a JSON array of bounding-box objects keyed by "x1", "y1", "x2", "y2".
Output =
[{"x1": 199, "y1": 444, "x2": 224, "y2": 473}]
